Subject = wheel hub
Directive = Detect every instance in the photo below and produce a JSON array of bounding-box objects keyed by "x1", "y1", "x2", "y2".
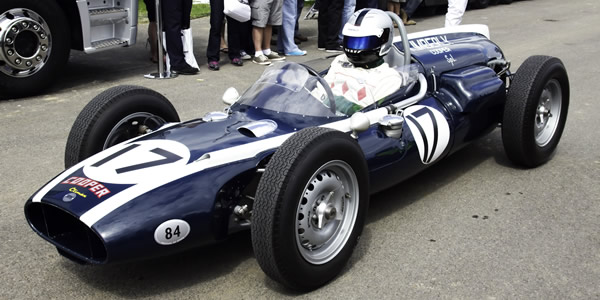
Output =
[
  {"x1": 295, "y1": 161, "x2": 359, "y2": 265},
  {"x1": 534, "y1": 79, "x2": 562, "y2": 147},
  {"x1": 0, "y1": 8, "x2": 51, "y2": 78},
  {"x1": 103, "y1": 113, "x2": 168, "y2": 149}
]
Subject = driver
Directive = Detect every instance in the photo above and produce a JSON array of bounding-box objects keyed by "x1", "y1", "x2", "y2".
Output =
[{"x1": 324, "y1": 9, "x2": 404, "y2": 113}]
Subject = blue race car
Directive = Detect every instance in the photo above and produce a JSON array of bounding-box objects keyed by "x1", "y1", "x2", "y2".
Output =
[{"x1": 24, "y1": 13, "x2": 569, "y2": 291}]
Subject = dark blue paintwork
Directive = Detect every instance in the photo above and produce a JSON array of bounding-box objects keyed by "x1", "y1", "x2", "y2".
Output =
[{"x1": 25, "y1": 30, "x2": 509, "y2": 264}]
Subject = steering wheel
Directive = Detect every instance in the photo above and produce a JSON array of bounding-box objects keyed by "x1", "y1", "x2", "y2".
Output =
[{"x1": 300, "y1": 63, "x2": 337, "y2": 114}]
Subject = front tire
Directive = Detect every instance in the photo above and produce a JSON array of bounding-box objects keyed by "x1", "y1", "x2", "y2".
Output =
[
  {"x1": 0, "y1": 0, "x2": 70, "y2": 98},
  {"x1": 502, "y1": 56, "x2": 569, "y2": 167},
  {"x1": 64, "y1": 85, "x2": 180, "y2": 168},
  {"x1": 252, "y1": 127, "x2": 369, "y2": 291}
]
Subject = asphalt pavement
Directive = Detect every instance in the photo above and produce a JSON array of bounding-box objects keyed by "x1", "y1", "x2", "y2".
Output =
[{"x1": 1, "y1": 0, "x2": 599, "y2": 298}]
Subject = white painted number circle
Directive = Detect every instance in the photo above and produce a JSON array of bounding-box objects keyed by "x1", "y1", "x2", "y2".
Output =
[
  {"x1": 83, "y1": 139, "x2": 191, "y2": 185},
  {"x1": 404, "y1": 105, "x2": 451, "y2": 165},
  {"x1": 154, "y1": 219, "x2": 191, "y2": 245}
]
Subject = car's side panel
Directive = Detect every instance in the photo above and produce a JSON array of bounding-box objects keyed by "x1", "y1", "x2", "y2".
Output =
[{"x1": 361, "y1": 97, "x2": 455, "y2": 193}]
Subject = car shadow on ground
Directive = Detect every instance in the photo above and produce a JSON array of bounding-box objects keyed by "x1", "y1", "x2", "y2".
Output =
[{"x1": 63, "y1": 130, "x2": 511, "y2": 296}]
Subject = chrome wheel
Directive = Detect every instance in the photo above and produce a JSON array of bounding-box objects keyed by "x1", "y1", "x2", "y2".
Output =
[
  {"x1": 103, "y1": 112, "x2": 168, "y2": 149},
  {"x1": 296, "y1": 160, "x2": 359, "y2": 265},
  {"x1": 534, "y1": 79, "x2": 562, "y2": 147},
  {"x1": 0, "y1": 8, "x2": 51, "y2": 78}
]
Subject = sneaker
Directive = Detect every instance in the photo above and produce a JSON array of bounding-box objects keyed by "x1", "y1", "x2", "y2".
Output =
[
  {"x1": 208, "y1": 61, "x2": 220, "y2": 71},
  {"x1": 171, "y1": 63, "x2": 199, "y2": 75},
  {"x1": 252, "y1": 54, "x2": 271, "y2": 65},
  {"x1": 326, "y1": 45, "x2": 344, "y2": 53},
  {"x1": 317, "y1": 47, "x2": 326, "y2": 51},
  {"x1": 231, "y1": 57, "x2": 243, "y2": 66},
  {"x1": 266, "y1": 52, "x2": 285, "y2": 61},
  {"x1": 285, "y1": 50, "x2": 307, "y2": 56},
  {"x1": 240, "y1": 50, "x2": 251, "y2": 60}
]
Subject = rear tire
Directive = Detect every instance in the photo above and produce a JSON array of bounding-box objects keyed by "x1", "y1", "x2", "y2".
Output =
[
  {"x1": 252, "y1": 127, "x2": 369, "y2": 291},
  {"x1": 64, "y1": 85, "x2": 180, "y2": 168},
  {"x1": 502, "y1": 56, "x2": 569, "y2": 168}
]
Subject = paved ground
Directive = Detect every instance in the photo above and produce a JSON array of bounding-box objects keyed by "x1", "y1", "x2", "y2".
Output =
[{"x1": 1, "y1": 0, "x2": 599, "y2": 298}]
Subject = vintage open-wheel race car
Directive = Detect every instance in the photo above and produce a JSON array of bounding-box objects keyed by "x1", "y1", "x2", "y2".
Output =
[{"x1": 24, "y1": 10, "x2": 569, "y2": 291}]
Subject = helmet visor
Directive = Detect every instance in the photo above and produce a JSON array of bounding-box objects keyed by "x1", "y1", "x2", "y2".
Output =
[{"x1": 343, "y1": 35, "x2": 383, "y2": 51}]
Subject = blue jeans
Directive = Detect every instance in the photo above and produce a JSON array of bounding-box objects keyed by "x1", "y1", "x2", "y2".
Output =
[
  {"x1": 338, "y1": 0, "x2": 356, "y2": 42},
  {"x1": 277, "y1": 0, "x2": 301, "y2": 53}
]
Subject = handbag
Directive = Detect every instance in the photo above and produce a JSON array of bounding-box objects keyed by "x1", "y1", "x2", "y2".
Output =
[{"x1": 224, "y1": 0, "x2": 251, "y2": 22}]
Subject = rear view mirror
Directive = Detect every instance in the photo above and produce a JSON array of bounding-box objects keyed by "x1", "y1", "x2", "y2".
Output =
[{"x1": 222, "y1": 87, "x2": 240, "y2": 105}]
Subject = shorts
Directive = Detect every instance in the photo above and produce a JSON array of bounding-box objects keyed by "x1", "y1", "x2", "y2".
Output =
[
  {"x1": 143, "y1": 0, "x2": 157, "y2": 22},
  {"x1": 250, "y1": 0, "x2": 282, "y2": 27}
]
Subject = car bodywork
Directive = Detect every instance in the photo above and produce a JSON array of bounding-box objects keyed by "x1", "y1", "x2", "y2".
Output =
[{"x1": 24, "y1": 24, "x2": 510, "y2": 265}]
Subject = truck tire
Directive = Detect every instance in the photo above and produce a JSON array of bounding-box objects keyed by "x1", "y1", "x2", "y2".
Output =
[{"x1": 0, "y1": 0, "x2": 70, "y2": 98}]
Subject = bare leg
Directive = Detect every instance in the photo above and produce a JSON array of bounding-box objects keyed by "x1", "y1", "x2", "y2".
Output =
[
  {"x1": 262, "y1": 25, "x2": 273, "y2": 50},
  {"x1": 148, "y1": 22, "x2": 158, "y2": 62},
  {"x1": 220, "y1": 20, "x2": 228, "y2": 50},
  {"x1": 253, "y1": 26, "x2": 264, "y2": 52}
]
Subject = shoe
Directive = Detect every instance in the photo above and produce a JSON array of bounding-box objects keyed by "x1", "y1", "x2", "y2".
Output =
[
  {"x1": 400, "y1": 9, "x2": 408, "y2": 24},
  {"x1": 208, "y1": 61, "x2": 220, "y2": 71},
  {"x1": 317, "y1": 47, "x2": 325, "y2": 51},
  {"x1": 285, "y1": 50, "x2": 307, "y2": 56},
  {"x1": 295, "y1": 34, "x2": 308, "y2": 42},
  {"x1": 252, "y1": 54, "x2": 271, "y2": 65},
  {"x1": 326, "y1": 45, "x2": 344, "y2": 53},
  {"x1": 240, "y1": 50, "x2": 251, "y2": 60},
  {"x1": 266, "y1": 52, "x2": 285, "y2": 61},
  {"x1": 220, "y1": 47, "x2": 228, "y2": 53},
  {"x1": 404, "y1": 19, "x2": 416, "y2": 26},
  {"x1": 294, "y1": 37, "x2": 302, "y2": 44},
  {"x1": 171, "y1": 63, "x2": 199, "y2": 75},
  {"x1": 231, "y1": 57, "x2": 243, "y2": 66}
]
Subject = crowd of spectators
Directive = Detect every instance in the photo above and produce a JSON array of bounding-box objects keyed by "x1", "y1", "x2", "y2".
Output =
[{"x1": 144, "y1": 0, "x2": 468, "y2": 74}]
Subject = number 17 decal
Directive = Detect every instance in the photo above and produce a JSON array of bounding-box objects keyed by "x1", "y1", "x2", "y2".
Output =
[
  {"x1": 404, "y1": 105, "x2": 451, "y2": 164},
  {"x1": 83, "y1": 139, "x2": 191, "y2": 185}
]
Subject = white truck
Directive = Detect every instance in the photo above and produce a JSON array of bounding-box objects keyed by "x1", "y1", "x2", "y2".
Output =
[{"x1": 0, "y1": 0, "x2": 140, "y2": 98}]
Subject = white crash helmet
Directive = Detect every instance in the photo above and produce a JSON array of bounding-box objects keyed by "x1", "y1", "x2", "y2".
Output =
[{"x1": 342, "y1": 8, "x2": 394, "y2": 68}]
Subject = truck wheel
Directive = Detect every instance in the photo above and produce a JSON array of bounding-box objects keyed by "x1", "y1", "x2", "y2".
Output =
[
  {"x1": 0, "y1": 0, "x2": 70, "y2": 98},
  {"x1": 65, "y1": 85, "x2": 180, "y2": 168},
  {"x1": 502, "y1": 56, "x2": 569, "y2": 168},
  {"x1": 252, "y1": 127, "x2": 369, "y2": 291},
  {"x1": 471, "y1": 0, "x2": 490, "y2": 9}
]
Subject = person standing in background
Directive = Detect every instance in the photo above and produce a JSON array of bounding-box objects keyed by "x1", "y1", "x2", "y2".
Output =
[
  {"x1": 317, "y1": 0, "x2": 344, "y2": 52},
  {"x1": 277, "y1": 0, "x2": 307, "y2": 56},
  {"x1": 162, "y1": 0, "x2": 198, "y2": 74},
  {"x1": 250, "y1": 0, "x2": 286, "y2": 64},
  {"x1": 445, "y1": 0, "x2": 468, "y2": 27},
  {"x1": 207, "y1": 0, "x2": 244, "y2": 70},
  {"x1": 143, "y1": 0, "x2": 159, "y2": 63},
  {"x1": 338, "y1": 0, "x2": 356, "y2": 43}
]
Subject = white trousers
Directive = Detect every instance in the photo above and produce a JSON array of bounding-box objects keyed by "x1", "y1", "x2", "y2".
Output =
[{"x1": 445, "y1": 0, "x2": 468, "y2": 27}]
